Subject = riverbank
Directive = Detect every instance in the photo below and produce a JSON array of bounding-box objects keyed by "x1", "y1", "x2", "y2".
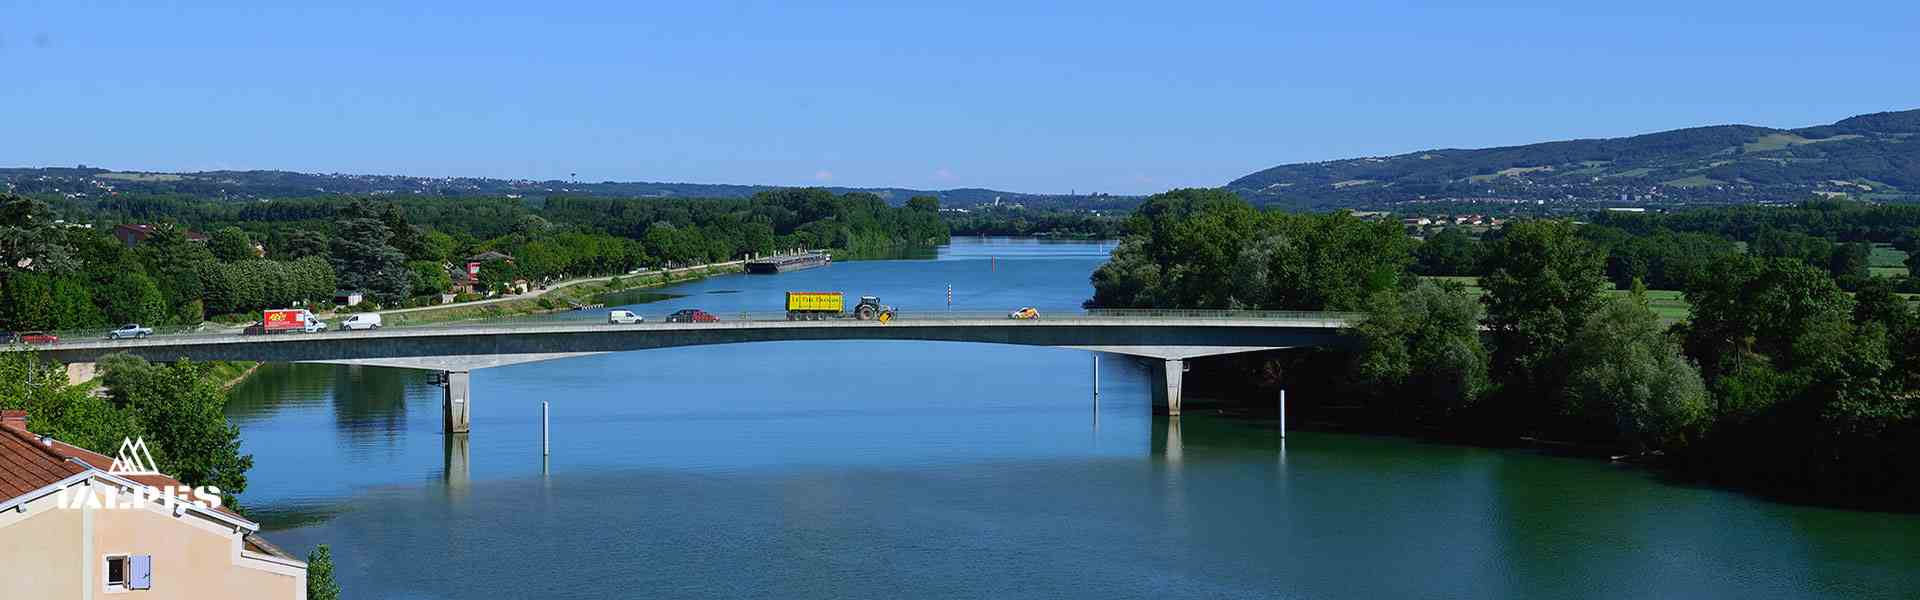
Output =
[
  {"x1": 379, "y1": 262, "x2": 743, "y2": 327},
  {"x1": 209, "y1": 361, "x2": 261, "y2": 390}
]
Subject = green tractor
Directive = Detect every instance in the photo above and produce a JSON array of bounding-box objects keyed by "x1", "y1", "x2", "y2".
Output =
[{"x1": 853, "y1": 295, "x2": 896, "y2": 321}]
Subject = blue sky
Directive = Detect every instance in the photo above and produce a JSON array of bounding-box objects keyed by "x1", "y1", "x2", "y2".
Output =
[{"x1": 3, "y1": 1, "x2": 1916, "y2": 194}]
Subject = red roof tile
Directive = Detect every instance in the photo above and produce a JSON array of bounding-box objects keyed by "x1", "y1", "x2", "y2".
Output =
[{"x1": 0, "y1": 426, "x2": 88, "y2": 499}]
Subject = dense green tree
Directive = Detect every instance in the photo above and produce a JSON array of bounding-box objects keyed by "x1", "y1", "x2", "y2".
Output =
[
  {"x1": 330, "y1": 205, "x2": 410, "y2": 304},
  {"x1": 0, "y1": 352, "x2": 142, "y2": 452},
  {"x1": 48, "y1": 275, "x2": 105, "y2": 330},
  {"x1": 1089, "y1": 190, "x2": 1405, "y2": 310},
  {"x1": 1681, "y1": 256, "x2": 1852, "y2": 380},
  {"x1": 408, "y1": 261, "x2": 452, "y2": 298},
  {"x1": 1412, "y1": 227, "x2": 1482, "y2": 276},
  {"x1": 306, "y1": 545, "x2": 341, "y2": 600},
  {"x1": 209, "y1": 226, "x2": 256, "y2": 262},
  {"x1": 1480, "y1": 219, "x2": 1608, "y2": 425},
  {"x1": 277, "y1": 229, "x2": 330, "y2": 261},
  {"x1": 98, "y1": 356, "x2": 253, "y2": 497},
  {"x1": 1562, "y1": 290, "x2": 1709, "y2": 451},
  {"x1": 1352, "y1": 279, "x2": 1490, "y2": 424},
  {"x1": 0, "y1": 193, "x2": 77, "y2": 275},
  {"x1": 135, "y1": 225, "x2": 216, "y2": 321},
  {"x1": 0, "y1": 271, "x2": 57, "y2": 330}
]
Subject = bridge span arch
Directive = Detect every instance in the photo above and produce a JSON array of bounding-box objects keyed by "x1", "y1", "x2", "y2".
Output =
[{"x1": 21, "y1": 313, "x2": 1354, "y2": 431}]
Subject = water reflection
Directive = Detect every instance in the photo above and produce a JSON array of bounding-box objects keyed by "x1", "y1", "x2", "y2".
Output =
[{"x1": 444, "y1": 434, "x2": 470, "y2": 493}]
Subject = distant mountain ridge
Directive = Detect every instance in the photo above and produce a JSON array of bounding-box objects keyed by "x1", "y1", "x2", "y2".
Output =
[
  {"x1": 0, "y1": 166, "x2": 1136, "y2": 209},
  {"x1": 1228, "y1": 108, "x2": 1920, "y2": 208}
]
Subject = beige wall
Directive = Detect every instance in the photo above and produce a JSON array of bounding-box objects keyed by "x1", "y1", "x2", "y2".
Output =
[
  {"x1": 0, "y1": 491, "x2": 87, "y2": 598},
  {"x1": 1, "y1": 478, "x2": 306, "y2": 600}
]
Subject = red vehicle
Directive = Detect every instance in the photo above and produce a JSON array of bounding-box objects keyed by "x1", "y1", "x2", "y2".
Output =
[
  {"x1": 19, "y1": 331, "x2": 59, "y2": 344},
  {"x1": 666, "y1": 309, "x2": 718, "y2": 323},
  {"x1": 258, "y1": 309, "x2": 326, "y2": 334}
]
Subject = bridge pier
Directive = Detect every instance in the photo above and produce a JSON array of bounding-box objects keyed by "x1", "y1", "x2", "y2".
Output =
[
  {"x1": 1149, "y1": 358, "x2": 1185, "y2": 416},
  {"x1": 442, "y1": 370, "x2": 472, "y2": 434}
]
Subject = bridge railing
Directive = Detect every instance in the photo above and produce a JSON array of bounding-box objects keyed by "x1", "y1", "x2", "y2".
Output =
[
  {"x1": 0, "y1": 308, "x2": 1359, "y2": 348},
  {"x1": 415, "y1": 308, "x2": 1357, "y2": 327}
]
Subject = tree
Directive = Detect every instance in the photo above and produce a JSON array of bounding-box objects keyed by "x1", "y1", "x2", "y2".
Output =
[
  {"x1": 408, "y1": 260, "x2": 451, "y2": 297},
  {"x1": 0, "y1": 193, "x2": 77, "y2": 275},
  {"x1": 906, "y1": 195, "x2": 940, "y2": 213},
  {"x1": 1352, "y1": 279, "x2": 1490, "y2": 424},
  {"x1": 278, "y1": 230, "x2": 330, "y2": 261},
  {"x1": 1412, "y1": 227, "x2": 1482, "y2": 276},
  {"x1": 1480, "y1": 220, "x2": 1608, "y2": 426},
  {"x1": 0, "y1": 352, "x2": 141, "y2": 453},
  {"x1": 1562, "y1": 291, "x2": 1709, "y2": 451},
  {"x1": 306, "y1": 545, "x2": 341, "y2": 600},
  {"x1": 330, "y1": 208, "x2": 410, "y2": 304},
  {"x1": 136, "y1": 225, "x2": 215, "y2": 321},
  {"x1": 99, "y1": 356, "x2": 253, "y2": 497},
  {"x1": 1681, "y1": 256, "x2": 1852, "y2": 380},
  {"x1": 0, "y1": 271, "x2": 56, "y2": 330},
  {"x1": 1828, "y1": 241, "x2": 1871, "y2": 282},
  {"x1": 209, "y1": 227, "x2": 256, "y2": 262}
]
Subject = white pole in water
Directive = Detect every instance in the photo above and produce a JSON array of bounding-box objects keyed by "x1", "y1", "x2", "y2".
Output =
[
  {"x1": 1279, "y1": 389, "x2": 1287, "y2": 439},
  {"x1": 541, "y1": 401, "x2": 550, "y2": 456},
  {"x1": 1092, "y1": 355, "x2": 1100, "y2": 405}
]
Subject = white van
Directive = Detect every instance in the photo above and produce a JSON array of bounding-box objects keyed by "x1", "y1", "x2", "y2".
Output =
[
  {"x1": 608, "y1": 310, "x2": 644, "y2": 324},
  {"x1": 341, "y1": 313, "x2": 383, "y2": 331}
]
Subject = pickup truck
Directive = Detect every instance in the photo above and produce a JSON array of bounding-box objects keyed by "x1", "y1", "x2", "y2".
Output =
[{"x1": 108, "y1": 324, "x2": 154, "y2": 339}]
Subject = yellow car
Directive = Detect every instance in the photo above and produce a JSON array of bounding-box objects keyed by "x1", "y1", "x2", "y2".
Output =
[{"x1": 1008, "y1": 307, "x2": 1039, "y2": 320}]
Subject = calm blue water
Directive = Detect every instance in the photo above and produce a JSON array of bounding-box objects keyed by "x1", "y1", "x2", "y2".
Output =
[{"x1": 225, "y1": 237, "x2": 1920, "y2": 599}]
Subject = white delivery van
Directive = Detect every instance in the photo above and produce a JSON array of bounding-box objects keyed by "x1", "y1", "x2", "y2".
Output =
[
  {"x1": 341, "y1": 313, "x2": 383, "y2": 331},
  {"x1": 608, "y1": 310, "x2": 643, "y2": 324}
]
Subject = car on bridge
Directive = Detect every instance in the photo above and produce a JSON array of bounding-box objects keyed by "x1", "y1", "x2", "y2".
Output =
[
  {"x1": 666, "y1": 308, "x2": 718, "y2": 323},
  {"x1": 341, "y1": 314, "x2": 384, "y2": 330},
  {"x1": 18, "y1": 331, "x2": 59, "y2": 344},
  {"x1": 608, "y1": 310, "x2": 644, "y2": 324},
  {"x1": 1009, "y1": 307, "x2": 1039, "y2": 320},
  {"x1": 108, "y1": 324, "x2": 154, "y2": 339}
]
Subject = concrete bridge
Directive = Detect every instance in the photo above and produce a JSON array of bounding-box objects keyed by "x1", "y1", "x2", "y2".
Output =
[{"x1": 16, "y1": 310, "x2": 1354, "y2": 432}]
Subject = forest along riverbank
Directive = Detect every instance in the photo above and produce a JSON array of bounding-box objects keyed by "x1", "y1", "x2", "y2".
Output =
[{"x1": 220, "y1": 237, "x2": 1920, "y2": 600}]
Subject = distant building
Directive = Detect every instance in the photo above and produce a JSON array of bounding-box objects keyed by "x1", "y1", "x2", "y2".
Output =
[
  {"x1": 448, "y1": 263, "x2": 481, "y2": 295},
  {"x1": 112, "y1": 224, "x2": 209, "y2": 247},
  {"x1": 0, "y1": 411, "x2": 308, "y2": 598},
  {"x1": 333, "y1": 290, "x2": 364, "y2": 307}
]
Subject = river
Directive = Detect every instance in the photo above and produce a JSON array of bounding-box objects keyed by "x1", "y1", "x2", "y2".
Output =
[{"x1": 226, "y1": 237, "x2": 1920, "y2": 599}]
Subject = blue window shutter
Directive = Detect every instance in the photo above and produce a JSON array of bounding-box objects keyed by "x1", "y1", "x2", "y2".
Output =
[{"x1": 130, "y1": 554, "x2": 153, "y2": 590}]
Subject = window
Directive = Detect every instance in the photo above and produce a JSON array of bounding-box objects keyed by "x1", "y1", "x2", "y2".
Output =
[
  {"x1": 104, "y1": 554, "x2": 152, "y2": 591},
  {"x1": 106, "y1": 555, "x2": 126, "y2": 588}
]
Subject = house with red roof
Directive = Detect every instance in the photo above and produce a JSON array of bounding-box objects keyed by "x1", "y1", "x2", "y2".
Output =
[{"x1": 0, "y1": 410, "x2": 308, "y2": 599}]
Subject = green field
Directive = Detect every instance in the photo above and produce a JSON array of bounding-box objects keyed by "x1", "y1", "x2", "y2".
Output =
[
  {"x1": 1422, "y1": 276, "x2": 1690, "y2": 322},
  {"x1": 1870, "y1": 243, "x2": 1909, "y2": 278}
]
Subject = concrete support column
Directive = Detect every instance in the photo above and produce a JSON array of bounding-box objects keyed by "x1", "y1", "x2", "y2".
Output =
[
  {"x1": 1149, "y1": 358, "x2": 1185, "y2": 416},
  {"x1": 65, "y1": 361, "x2": 98, "y2": 386},
  {"x1": 442, "y1": 370, "x2": 471, "y2": 434}
]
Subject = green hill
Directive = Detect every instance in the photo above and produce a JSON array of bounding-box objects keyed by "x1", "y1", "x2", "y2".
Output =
[{"x1": 1229, "y1": 109, "x2": 1920, "y2": 209}]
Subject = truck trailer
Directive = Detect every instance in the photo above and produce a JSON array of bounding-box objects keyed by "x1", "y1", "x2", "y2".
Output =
[{"x1": 785, "y1": 291, "x2": 892, "y2": 321}]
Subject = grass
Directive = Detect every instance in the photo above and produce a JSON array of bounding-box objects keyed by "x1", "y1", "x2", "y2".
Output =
[{"x1": 204, "y1": 361, "x2": 260, "y2": 389}]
